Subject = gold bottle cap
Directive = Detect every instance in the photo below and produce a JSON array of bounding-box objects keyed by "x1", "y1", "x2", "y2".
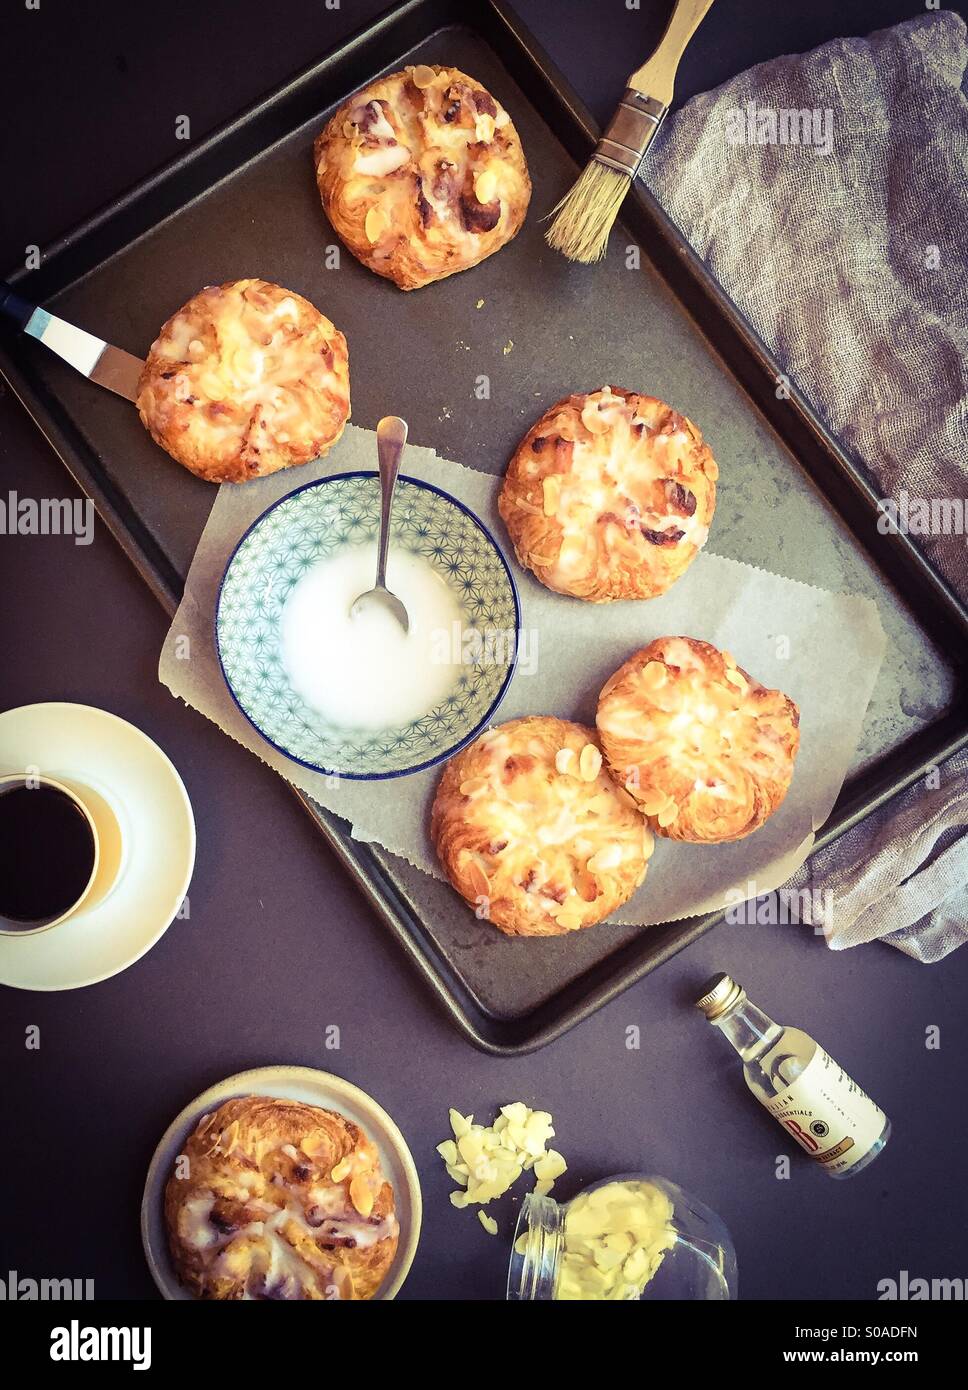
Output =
[{"x1": 695, "y1": 972, "x2": 746, "y2": 1021}]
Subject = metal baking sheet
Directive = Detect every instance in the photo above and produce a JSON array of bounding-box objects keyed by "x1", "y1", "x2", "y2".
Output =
[{"x1": 2, "y1": 0, "x2": 966, "y2": 1052}]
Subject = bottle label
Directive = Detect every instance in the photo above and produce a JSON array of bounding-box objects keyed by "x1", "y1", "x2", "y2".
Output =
[{"x1": 762, "y1": 1046, "x2": 886, "y2": 1175}]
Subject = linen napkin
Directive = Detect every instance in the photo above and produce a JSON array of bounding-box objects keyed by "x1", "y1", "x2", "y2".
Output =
[{"x1": 643, "y1": 10, "x2": 968, "y2": 958}]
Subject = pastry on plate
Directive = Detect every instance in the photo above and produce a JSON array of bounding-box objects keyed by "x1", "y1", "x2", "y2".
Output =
[
  {"x1": 498, "y1": 386, "x2": 717, "y2": 602},
  {"x1": 137, "y1": 279, "x2": 350, "y2": 483},
  {"x1": 431, "y1": 715, "x2": 653, "y2": 937},
  {"x1": 164, "y1": 1095, "x2": 398, "y2": 1300},
  {"x1": 596, "y1": 637, "x2": 800, "y2": 843},
  {"x1": 313, "y1": 64, "x2": 531, "y2": 290}
]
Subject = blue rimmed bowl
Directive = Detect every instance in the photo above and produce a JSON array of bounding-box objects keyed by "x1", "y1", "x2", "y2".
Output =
[{"x1": 215, "y1": 472, "x2": 520, "y2": 779}]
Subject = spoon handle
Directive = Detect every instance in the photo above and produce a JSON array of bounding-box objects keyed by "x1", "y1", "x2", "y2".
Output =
[{"x1": 375, "y1": 415, "x2": 408, "y2": 588}]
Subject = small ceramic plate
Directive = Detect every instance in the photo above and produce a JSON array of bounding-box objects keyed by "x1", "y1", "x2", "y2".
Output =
[
  {"x1": 0, "y1": 703, "x2": 195, "y2": 991},
  {"x1": 215, "y1": 471, "x2": 519, "y2": 778},
  {"x1": 142, "y1": 1065, "x2": 422, "y2": 1301}
]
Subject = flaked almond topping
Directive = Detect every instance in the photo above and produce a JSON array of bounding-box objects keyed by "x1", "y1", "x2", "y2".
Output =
[
  {"x1": 188, "y1": 338, "x2": 205, "y2": 359},
  {"x1": 474, "y1": 168, "x2": 498, "y2": 204},
  {"x1": 581, "y1": 401, "x2": 611, "y2": 435},
  {"x1": 639, "y1": 791, "x2": 671, "y2": 817},
  {"x1": 464, "y1": 858, "x2": 491, "y2": 900},
  {"x1": 724, "y1": 667, "x2": 748, "y2": 691},
  {"x1": 542, "y1": 475, "x2": 560, "y2": 517},
  {"x1": 641, "y1": 660, "x2": 667, "y2": 691},
  {"x1": 587, "y1": 843, "x2": 622, "y2": 873},
  {"x1": 349, "y1": 1173, "x2": 375, "y2": 1217},
  {"x1": 656, "y1": 801, "x2": 679, "y2": 828},
  {"x1": 722, "y1": 650, "x2": 736, "y2": 668},
  {"x1": 410, "y1": 63, "x2": 437, "y2": 90},
  {"x1": 579, "y1": 743, "x2": 603, "y2": 782},
  {"x1": 642, "y1": 828, "x2": 655, "y2": 858},
  {"x1": 555, "y1": 747, "x2": 577, "y2": 777},
  {"x1": 200, "y1": 374, "x2": 227, "y2": 402},
  {"x1": 330, "y1": 1157, "x2": 352, "y2": 1183},
  {"x1": 555, "y1": 911, "x2": 584, "y2": 932},
  {"x1": 364, "y1": 206, "x2": 389, "y2": 244},
  {"x1": 459, "y1": 775, "x2": 489, "y2": 797}
]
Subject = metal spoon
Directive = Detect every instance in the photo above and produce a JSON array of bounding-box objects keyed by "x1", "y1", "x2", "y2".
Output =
[{"x1": 350, "y1": 415, "x2": 410, "y2": 633}]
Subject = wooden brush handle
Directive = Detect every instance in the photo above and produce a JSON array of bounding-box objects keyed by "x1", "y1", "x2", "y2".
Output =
[{"x1": 627, "y1": 0, "x2": 716, "y2": 106}]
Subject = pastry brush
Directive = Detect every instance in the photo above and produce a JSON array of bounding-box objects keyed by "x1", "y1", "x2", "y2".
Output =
[{"x1": 546, "y1": 0, "x2": 716, "y2": 263}]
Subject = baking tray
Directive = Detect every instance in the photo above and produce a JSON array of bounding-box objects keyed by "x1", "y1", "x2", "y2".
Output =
[{"x1": 2, "y1": 0, "x2": 966, "y2": 1054}]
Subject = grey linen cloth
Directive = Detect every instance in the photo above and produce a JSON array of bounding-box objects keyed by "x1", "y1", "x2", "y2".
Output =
[{"x1": 643, "y1": 11, "x2": 968, "y2": 959}]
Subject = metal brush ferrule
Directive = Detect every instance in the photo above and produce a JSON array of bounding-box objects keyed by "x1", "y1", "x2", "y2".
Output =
[{"x1": 594, "y1": 89, "x2": 668, "y2": 177}]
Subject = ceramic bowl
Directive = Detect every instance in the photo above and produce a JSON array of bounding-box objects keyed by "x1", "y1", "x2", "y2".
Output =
[{"x1": 216, "y1": 472, "x2": 519, "y2": 778}]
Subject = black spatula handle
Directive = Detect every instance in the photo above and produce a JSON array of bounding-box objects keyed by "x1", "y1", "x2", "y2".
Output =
[{"x1": 0, "y1": 281, "x2": 37, "y2": 332}]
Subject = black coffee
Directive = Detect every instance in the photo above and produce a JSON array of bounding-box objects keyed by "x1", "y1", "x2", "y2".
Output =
[{"x1": 0, "y1": 783, "x2": 96, "y2": 923}]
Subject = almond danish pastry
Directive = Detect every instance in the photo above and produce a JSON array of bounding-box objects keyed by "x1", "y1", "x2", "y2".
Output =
[
  {"x1": 499, "y1": 387, "x2": 717, "y2": 602},
  {"x1": 137, "y1": 279, "x2": 350, "y2": 483},
  {"x1": 597, "y1": 637, "x2": 801, "y2": 843},
  {"x1": 314, "y1": 64, "x2": 531, "y2": 290},
  {"x1": 431, "y1": 715, "x2": 653, "y2": 937},
  {"x1": 164, "y1": 1096, "x2": 398, "y2": 1300}
]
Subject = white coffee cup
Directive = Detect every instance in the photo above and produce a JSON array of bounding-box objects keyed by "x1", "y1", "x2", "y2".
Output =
[{"x1": 0, "y1": 772, "x2": 124, "y2": 935}]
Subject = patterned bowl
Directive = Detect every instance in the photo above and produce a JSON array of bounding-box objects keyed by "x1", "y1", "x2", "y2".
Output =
[{"x1": 216, "y1": 472, "x2": 520, "y2": 778}]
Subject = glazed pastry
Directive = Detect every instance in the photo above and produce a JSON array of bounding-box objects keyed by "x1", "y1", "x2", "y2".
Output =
[
  {"x1": 164, "y1": 1096, "x2": 398, "y2": 1300},
  {"x1": 597, "y1": 637, "x2": 800, "y2": 843},
  {"x1": 498, "y1": 386, "x2": 717, "y2": 602},
  {"x1": 314, "y1": 64, "x2": 531, "y2": 290},
  {"x1": 431, "y1": 715, "x2": 653, "y2": 937},
  {"x1": 137, "y1": 279, "x2": 350, "y2": 483}
]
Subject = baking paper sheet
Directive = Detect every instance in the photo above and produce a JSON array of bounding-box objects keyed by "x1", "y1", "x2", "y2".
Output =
[{"x1": 159, "y1": 423, "x2": 887, "y2": 925}]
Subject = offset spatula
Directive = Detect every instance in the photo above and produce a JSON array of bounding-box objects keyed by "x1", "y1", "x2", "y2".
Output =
[{"x1": 0, "y1": 281, "x2": 144, "y2": 403}]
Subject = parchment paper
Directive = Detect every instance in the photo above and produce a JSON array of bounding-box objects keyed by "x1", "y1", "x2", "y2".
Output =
[{"x1": 159, "y1": 424, "x2": 887, "y2": 925}]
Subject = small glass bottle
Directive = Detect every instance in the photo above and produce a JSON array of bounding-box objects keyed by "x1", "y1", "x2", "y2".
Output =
[
  {"x1": 695, "y1": 972, "x2": 890, "y2": 1178},
  {"x1": 507, "y1": 1174, "x2": 737, "y2": 1301}
]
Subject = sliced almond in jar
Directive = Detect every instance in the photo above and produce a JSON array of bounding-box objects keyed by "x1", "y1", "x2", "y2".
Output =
[
  {"x1": 542, "y1": 475, "x2": 560, "y2": 517},
  {"x1": 410, "y1": 63, "x2": 437, "y2": 89},
  {"x1": 579, "y1": 743, "x2": 603, "y2": 782},
  {"x1": 474, "y1": 169, "x2": 498, "y2": 204},
  {"x1": 364, "y1": 205, "x2": 390, "y2": 244}
]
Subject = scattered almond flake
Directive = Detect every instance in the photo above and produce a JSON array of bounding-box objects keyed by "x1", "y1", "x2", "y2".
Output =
[
  {"x1": 476, "y1": 298, "x2": 485, "y2": 309},
  {"x1": 439, "y1": 405, "x2": 452, "y2": 421},
  {"x1": 439, "y1": 1101, "x2": 567, "y2": 1228},
  {"x1": 479, "y1": 1211, "x2": 499, "y2": 1236},
  {"x1": 503, "y1": 340, "x2": 514, "y2": 355}
]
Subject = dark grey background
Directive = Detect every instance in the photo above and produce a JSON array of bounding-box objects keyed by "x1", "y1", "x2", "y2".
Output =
[{"x1": 1, "y1": 0, "x2": 966, "y2": 1302}]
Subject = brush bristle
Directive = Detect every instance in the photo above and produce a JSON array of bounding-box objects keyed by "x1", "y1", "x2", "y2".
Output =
[{"x1": 545, "y1": 160, "x2": 631, "y2": 263}]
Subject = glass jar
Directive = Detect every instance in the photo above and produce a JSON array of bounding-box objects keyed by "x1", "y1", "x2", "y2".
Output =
[{"x1": 507, "y1": 1174, "x2": 737, "y2": 1301}]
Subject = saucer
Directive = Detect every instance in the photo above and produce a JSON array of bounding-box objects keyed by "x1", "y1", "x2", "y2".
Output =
[
  {"x1": 0, "y1": 703, "x2": 195, "y2": 991},
  {"x1": 141, "y1": 1065, "x2": 422, "y2": 1300}
]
